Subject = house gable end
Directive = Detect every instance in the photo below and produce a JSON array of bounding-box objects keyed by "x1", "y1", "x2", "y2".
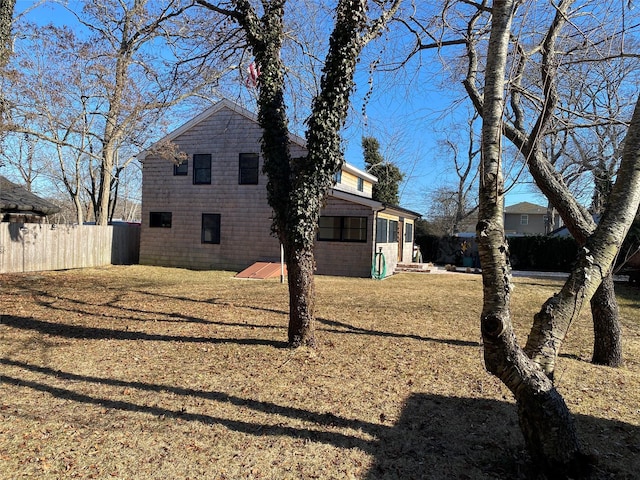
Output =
[{"x1": 139, "y1": 99, "x2": 306, "y2": 161}]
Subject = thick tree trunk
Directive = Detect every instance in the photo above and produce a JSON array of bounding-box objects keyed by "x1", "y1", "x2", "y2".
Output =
[
  {"x1": 95, "y1": 148, "x2": 114, "y2": 226},
  {"x1": 73, "y1": 194, "x2": 84, "y2": 225},
  {"x1": 478, "y1": 1, "x2": 588, "y2": 474},
  {"x1": 482, "y1": 310, "x2": 590, "y2": 475},
  {"x1": 515, "y1": 382, "x2": 591, "y2": 476},
  {"x1": 591, "y1": 273, "x2": 622, "y2": 366},
  {"x1": 285, "y1": 246, "x2": 316, "y2": 347},
  {"x1": 212, "y1": 0, "x2": 398, "y2": 348}
]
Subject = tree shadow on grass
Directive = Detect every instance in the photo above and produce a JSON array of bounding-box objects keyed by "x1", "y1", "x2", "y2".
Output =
[
  {"x1": 6, "y1": 283, "x2": 481, "y2": 348},
  {"x1": 132, "y1": 290, "x2": 482, "y2": 347},
  {"x1": 367, "y1": 394, "x2": 640, "y2": 480},
  {"x1": 317, "y1": 317, "x2": 481, "y2": 348},
  {"x1": 0, "y1": 315, "x2": 288, "y2": 348},
  {"x1": 23, "y1": 287, "x2": 279, "y2": 329},
  {"x1": 2, "y1": 359, "x2": 637, "y2": 479}
]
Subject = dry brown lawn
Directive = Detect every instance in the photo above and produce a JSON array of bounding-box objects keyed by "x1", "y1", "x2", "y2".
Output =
[{"x1": 1, "y1": 266, "x2": 639, "y2": 479}]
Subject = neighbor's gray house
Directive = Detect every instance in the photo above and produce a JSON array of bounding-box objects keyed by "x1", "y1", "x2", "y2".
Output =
[
  {"x1": 504, "y1": 201, "x2": 562, "y2": 236},
  {"x1": 138, "y1": 99, "x2": 419, "y2": 278}
]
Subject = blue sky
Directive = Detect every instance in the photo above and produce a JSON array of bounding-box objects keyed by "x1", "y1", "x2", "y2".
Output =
[{"x1": 12, "y1": 0, "x2": 547, "y2": 216}]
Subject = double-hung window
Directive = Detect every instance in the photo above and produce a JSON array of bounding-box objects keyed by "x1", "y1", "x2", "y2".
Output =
[
  {"x1": 202, "y1": 213, "x2": 221, "y2": 244},
  {"x1": 193, "y1": 154, "x2": 212, "y2": 184},
  {"x1": 239, "y1": 153, "x2": 259, "y2": 185}
]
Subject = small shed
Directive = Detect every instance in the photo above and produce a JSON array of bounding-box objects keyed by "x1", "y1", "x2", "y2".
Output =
[{"x1": 0, "y1": 176, "x2": 60, "y2": 223}]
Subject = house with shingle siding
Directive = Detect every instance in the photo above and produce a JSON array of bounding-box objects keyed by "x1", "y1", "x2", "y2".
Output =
[
  {"x1": 504, "y1": 201, "x2": 562, "y2": 236},
  {"x1": 138, "y1": 99, "x2": 419, "y2": 278},
  {"x1": 457, "y1": 202, "x2": 563, "y2": 237}
]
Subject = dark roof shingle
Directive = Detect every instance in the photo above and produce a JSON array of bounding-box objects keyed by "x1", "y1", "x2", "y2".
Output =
[{"x1": 0, "y1": 176, "x2": 61, "y2": 215}]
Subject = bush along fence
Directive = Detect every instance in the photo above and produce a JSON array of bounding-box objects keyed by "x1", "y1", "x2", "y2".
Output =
[
  {"x1": 415, "y1": 233, "x2": 580, "y2": 272},
  {"x1": 0, "y1": 223, "x2": 140, "y2": 274}
]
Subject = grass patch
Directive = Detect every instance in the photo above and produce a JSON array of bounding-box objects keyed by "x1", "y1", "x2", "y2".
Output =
[{"x1": 1, "y1": 266, "x2": 639, "y2": 479}]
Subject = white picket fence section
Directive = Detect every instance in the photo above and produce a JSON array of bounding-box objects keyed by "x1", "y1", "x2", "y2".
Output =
[{"x1": 0, "y1": 223, "x2": 140, "y2": 273}]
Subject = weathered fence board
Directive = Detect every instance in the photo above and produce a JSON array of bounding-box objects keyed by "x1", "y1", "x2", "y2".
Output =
[{"x1": 0, "y1": 223, "x2": 140, "y2": 273}]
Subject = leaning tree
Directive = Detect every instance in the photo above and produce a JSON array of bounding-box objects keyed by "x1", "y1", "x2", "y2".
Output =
[
  {"x1": 403, "y1": 0, "x2": 640, "y2": 368},
  {"x1": 476, "y1": 0, "x2": 640, "y2": 475}
]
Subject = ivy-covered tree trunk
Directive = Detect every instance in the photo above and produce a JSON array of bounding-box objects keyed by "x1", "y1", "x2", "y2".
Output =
[
  {"x1": 198, "y1": 0, "x2": 399, "y2": 347},
  {"x1": 0, "y1": 0, "x2": 14, "y2": 67},
  {"x1": 0, "y1": 0, "x2": 15, "y2": 122},
  {"x1": 286, "y1": 246, "x2": 316, "y2": 346}
]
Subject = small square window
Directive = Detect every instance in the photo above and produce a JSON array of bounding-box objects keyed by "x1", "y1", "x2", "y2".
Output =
[
  {"x1": 318, "y1": 216, "x2": 342, "y2": 241},
  {"x1": 202, "y1": 213, "x2": 221, "y2": 244},
  {"x1": 193, "y1": 154, "x2": 211, "y2": 184},
  {"x1": 173, "y1": 159, "x2": 188, "y2": 176},
  {"x1": 357, "y1": 177, "x2": 364, "y2": 192},
  {"x1": 150, "y1": 211, "x2": 172, "y2": 228},
  {"x1": 520, "y1": 214, "x2": 529, "y2": 225},
  {"x1": 239, "y1": 153, "x2": 259, "y2": 185}
]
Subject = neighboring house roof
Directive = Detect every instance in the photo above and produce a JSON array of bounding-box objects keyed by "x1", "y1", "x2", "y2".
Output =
[
  {"x1": 138, "y1": 98, "x2": 377, "y2": 184},
  {"x1": 0, "y1": 176, "x2": 61, "y2": 216},
  {"x1": 504, "y1": 201, "x2": 548, "y2": 215}
]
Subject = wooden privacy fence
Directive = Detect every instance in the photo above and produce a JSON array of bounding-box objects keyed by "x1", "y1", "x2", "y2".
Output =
[{"x1": 0, "y1": 223, "x2": 140, "y2": 274}]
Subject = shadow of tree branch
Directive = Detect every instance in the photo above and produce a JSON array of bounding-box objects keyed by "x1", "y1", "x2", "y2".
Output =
[{"x1": 0, "y1": 315, "x2": 288, "y2": 348}]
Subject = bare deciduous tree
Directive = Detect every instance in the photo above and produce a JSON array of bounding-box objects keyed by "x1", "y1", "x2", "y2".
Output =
[
  {"x1": 2, "y1": 0, "x2": 233, "y2": 224},
  {"x1": 476, "y1": 0, "x2": 640, "y2": 474},
  {"x1": 405, "y1": 0, "x2": 640, "y2": 368}
]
